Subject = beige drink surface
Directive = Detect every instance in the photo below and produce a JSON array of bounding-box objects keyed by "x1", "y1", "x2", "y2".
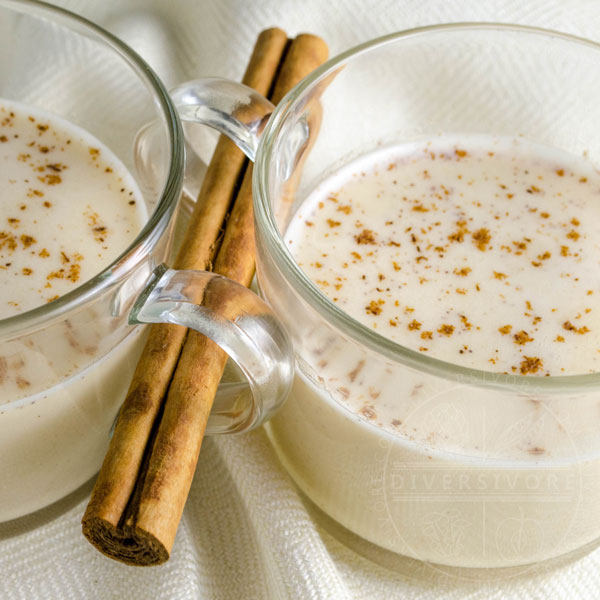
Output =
[
  {"x1": 0, "y1": 101, "x2": 144, "y2": 317},
  {"x1": 286, "y1": 135, "x2": 600, "y2": 377}
]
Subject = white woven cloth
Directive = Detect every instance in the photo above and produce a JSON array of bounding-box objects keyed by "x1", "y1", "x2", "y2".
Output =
[{"x1": 2, "y1": 1, "x2": 600, "y2": 598}]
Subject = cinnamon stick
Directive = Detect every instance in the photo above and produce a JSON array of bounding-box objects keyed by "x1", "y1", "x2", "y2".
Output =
[
  {"x1": 82, "y1": 30, "x2": 328, "y2": 566},
  {"x1": 82, "y1": 28, "x2": 288, "y2": 564}
]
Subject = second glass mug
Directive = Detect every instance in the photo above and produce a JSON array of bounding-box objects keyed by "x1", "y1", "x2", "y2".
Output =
[
  {"x1": 173, "y1": 24, "x2": 600, "y2": 570},
  {"x1": 4, "y1": 4, "x2": 600, "y2": 571}
]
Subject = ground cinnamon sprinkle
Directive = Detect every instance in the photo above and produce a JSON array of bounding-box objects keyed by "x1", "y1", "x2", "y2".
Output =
[
  {"x1": 0, "y1": 101, "x2": 142, "y2": 315},
  {"x1": 519, "y1": 356, "x2": 543, "y2": 374},
  {"x1": 563, "y1": 320, "x2": 590, "y2": 334},
  {"x1": 408, "y1": 319, "x2": 421, "y2": 331},
  {"x1": 448, "y1": 220, "x2": 469, "y2": 243},
  {"x1": 366, "y1": 300, "x2": 383, "y2": 315},
  {"x1": 355, "y1": 229, "x2": 377, "y2": 245},
  {"x1": 286, "y1": 136, "x2": 600, "y2": 376},
  {"x1": 437, "y1": 324, "x2": 455, "y2": 336},
  {"x1": 472, "y1": 228, "x2": 491, "y2": 251},
  {"x1": 513, "y1": 330, "x2": 534, "y2": 345}
]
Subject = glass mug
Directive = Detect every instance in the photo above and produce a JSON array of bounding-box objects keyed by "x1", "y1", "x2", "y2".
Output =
[
  {"x1": 170, "y1": 25, "x2": 600, "y2": 569},
  {"x1": 0, "y1": 0, "x2": 293, "y2": 524}
]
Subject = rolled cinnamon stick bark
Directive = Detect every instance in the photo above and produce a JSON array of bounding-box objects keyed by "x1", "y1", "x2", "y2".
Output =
[
  {"x1": 82, "y1": 27, "x2": 288, "y2": 565},
  {"x1": 82, "y1": 30, "x2": 328, "y2": 566}
]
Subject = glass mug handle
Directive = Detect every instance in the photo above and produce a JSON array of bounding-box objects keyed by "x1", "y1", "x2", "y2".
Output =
[{"x1": 129, "y1": 78, "x2": 290, "y2": 435}]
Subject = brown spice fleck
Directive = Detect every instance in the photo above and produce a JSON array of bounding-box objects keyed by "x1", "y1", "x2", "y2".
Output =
[
  {"x1": 348, "y1": 360, "x2": 365, "y2": 383},
  {"x1": 355, "y1": 229, "x2": 377, "y2": 245},
  {"x1": 513, "y1": 240, "x2": 528, "y2": 251},
  {"x1": 20, "y1": 234, "x2": 36, "y2": 248},
  {"x1": 528, "y1": 446, "x2": 546, "y2": 455},
  {"x1": 366, "y1": 300, "x2": 384, "y2": 315},
  {"x1": 359, "y1": 404, "x2": 376, "y2": 420},
  {"x1": 437, "y1": 324, "x2": 455, "y2": 336},
  {"x1": 420, "y1": 331, "x2": 433, "y2": 340},
  {"x1": 498, "y1": 324, "x2": 512, "y2": 335},
  {"x1": 514, "y1": 330, "x2": 534, "y2": 345},
  {"x1": 454, "y1": 267, "x2": 472, "y2": 277},
  {"x1": 326, "y1": 218, "x2": 341, "y2": 228},
  {"x1": 566, "y1": 230, "x2": 580, "y2": 241},
  {"x1": 408, "y1": 319, "x2": 421, "y2": 331},
  {"x1": 563, "y1": 320, "x2": 590, "y2": 334},
  {"x1": 472, "y1": 228, "x2": 491, "y2": 251},
  {"x1": 459, "y1": 315, "x2": 472, "y2": 330},
  {"x1": 16, "y1": 376, "x2": 31, "y2": 389},
  {"x1": 42, "y1": 174, "x2": 61, "y2": 185},
  {"x1": 448, "y1": 220, "x2": 469, "y2": 243},
  {"x1": 520, "y1": 356, "x2": 543, "y2": 374}
]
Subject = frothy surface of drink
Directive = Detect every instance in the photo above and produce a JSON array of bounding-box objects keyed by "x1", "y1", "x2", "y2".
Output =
[
  {"x1": 0, "y1": 101, "x2": 145, "y2": 317},
  {"x1": 286, "y1": 136, "x2": 600, "y2": 376}
]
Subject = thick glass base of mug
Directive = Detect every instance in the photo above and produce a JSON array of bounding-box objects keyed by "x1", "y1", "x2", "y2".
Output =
[
  {"x1": 301, "y1": 488, "x2": 600, "y2": 584},
  {"x1": 265, "y1": 371, "x2": 600, "y2": 570}
]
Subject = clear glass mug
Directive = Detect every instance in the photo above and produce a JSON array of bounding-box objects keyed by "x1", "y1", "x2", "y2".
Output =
[
  {"x1": 170, "y1": 25, "x2": 600, "y2": 569},
  {"x1": 0, "y1": 0, "x2": 293, "y2": 524}
]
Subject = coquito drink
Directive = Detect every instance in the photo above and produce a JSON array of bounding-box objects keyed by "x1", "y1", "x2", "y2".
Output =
[
  {"x1": 268, "y1": 135, "x2": 600, "y2": 567},
  {"x1": 0, "y1": 101, "x2": 146, "y2": 520}
]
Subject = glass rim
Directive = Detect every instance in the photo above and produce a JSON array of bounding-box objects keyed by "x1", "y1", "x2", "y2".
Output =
[
  {"x1": 254, "y1": 22, "x2": 600, "y2": 394},
  {"x1": 0, "y1": 0, "x2": 184, "y2": 339}
]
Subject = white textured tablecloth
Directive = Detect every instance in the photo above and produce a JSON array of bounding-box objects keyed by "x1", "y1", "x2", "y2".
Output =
[{"x1": 3, "y1": 1, "x2": 600, "y2": 598}]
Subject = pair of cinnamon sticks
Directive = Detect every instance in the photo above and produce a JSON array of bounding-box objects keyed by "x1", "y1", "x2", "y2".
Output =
[{"x1": 82, "y1": 29, "x2": 328, "y2": 566}]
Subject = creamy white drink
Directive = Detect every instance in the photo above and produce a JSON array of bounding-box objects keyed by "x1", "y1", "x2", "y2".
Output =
[
  {"x1": 267, "y1": 136, "x2": 600, "y2": 567},
  {"x1": 0, "y1": 101, "x2": 147, "y2": 521}
]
